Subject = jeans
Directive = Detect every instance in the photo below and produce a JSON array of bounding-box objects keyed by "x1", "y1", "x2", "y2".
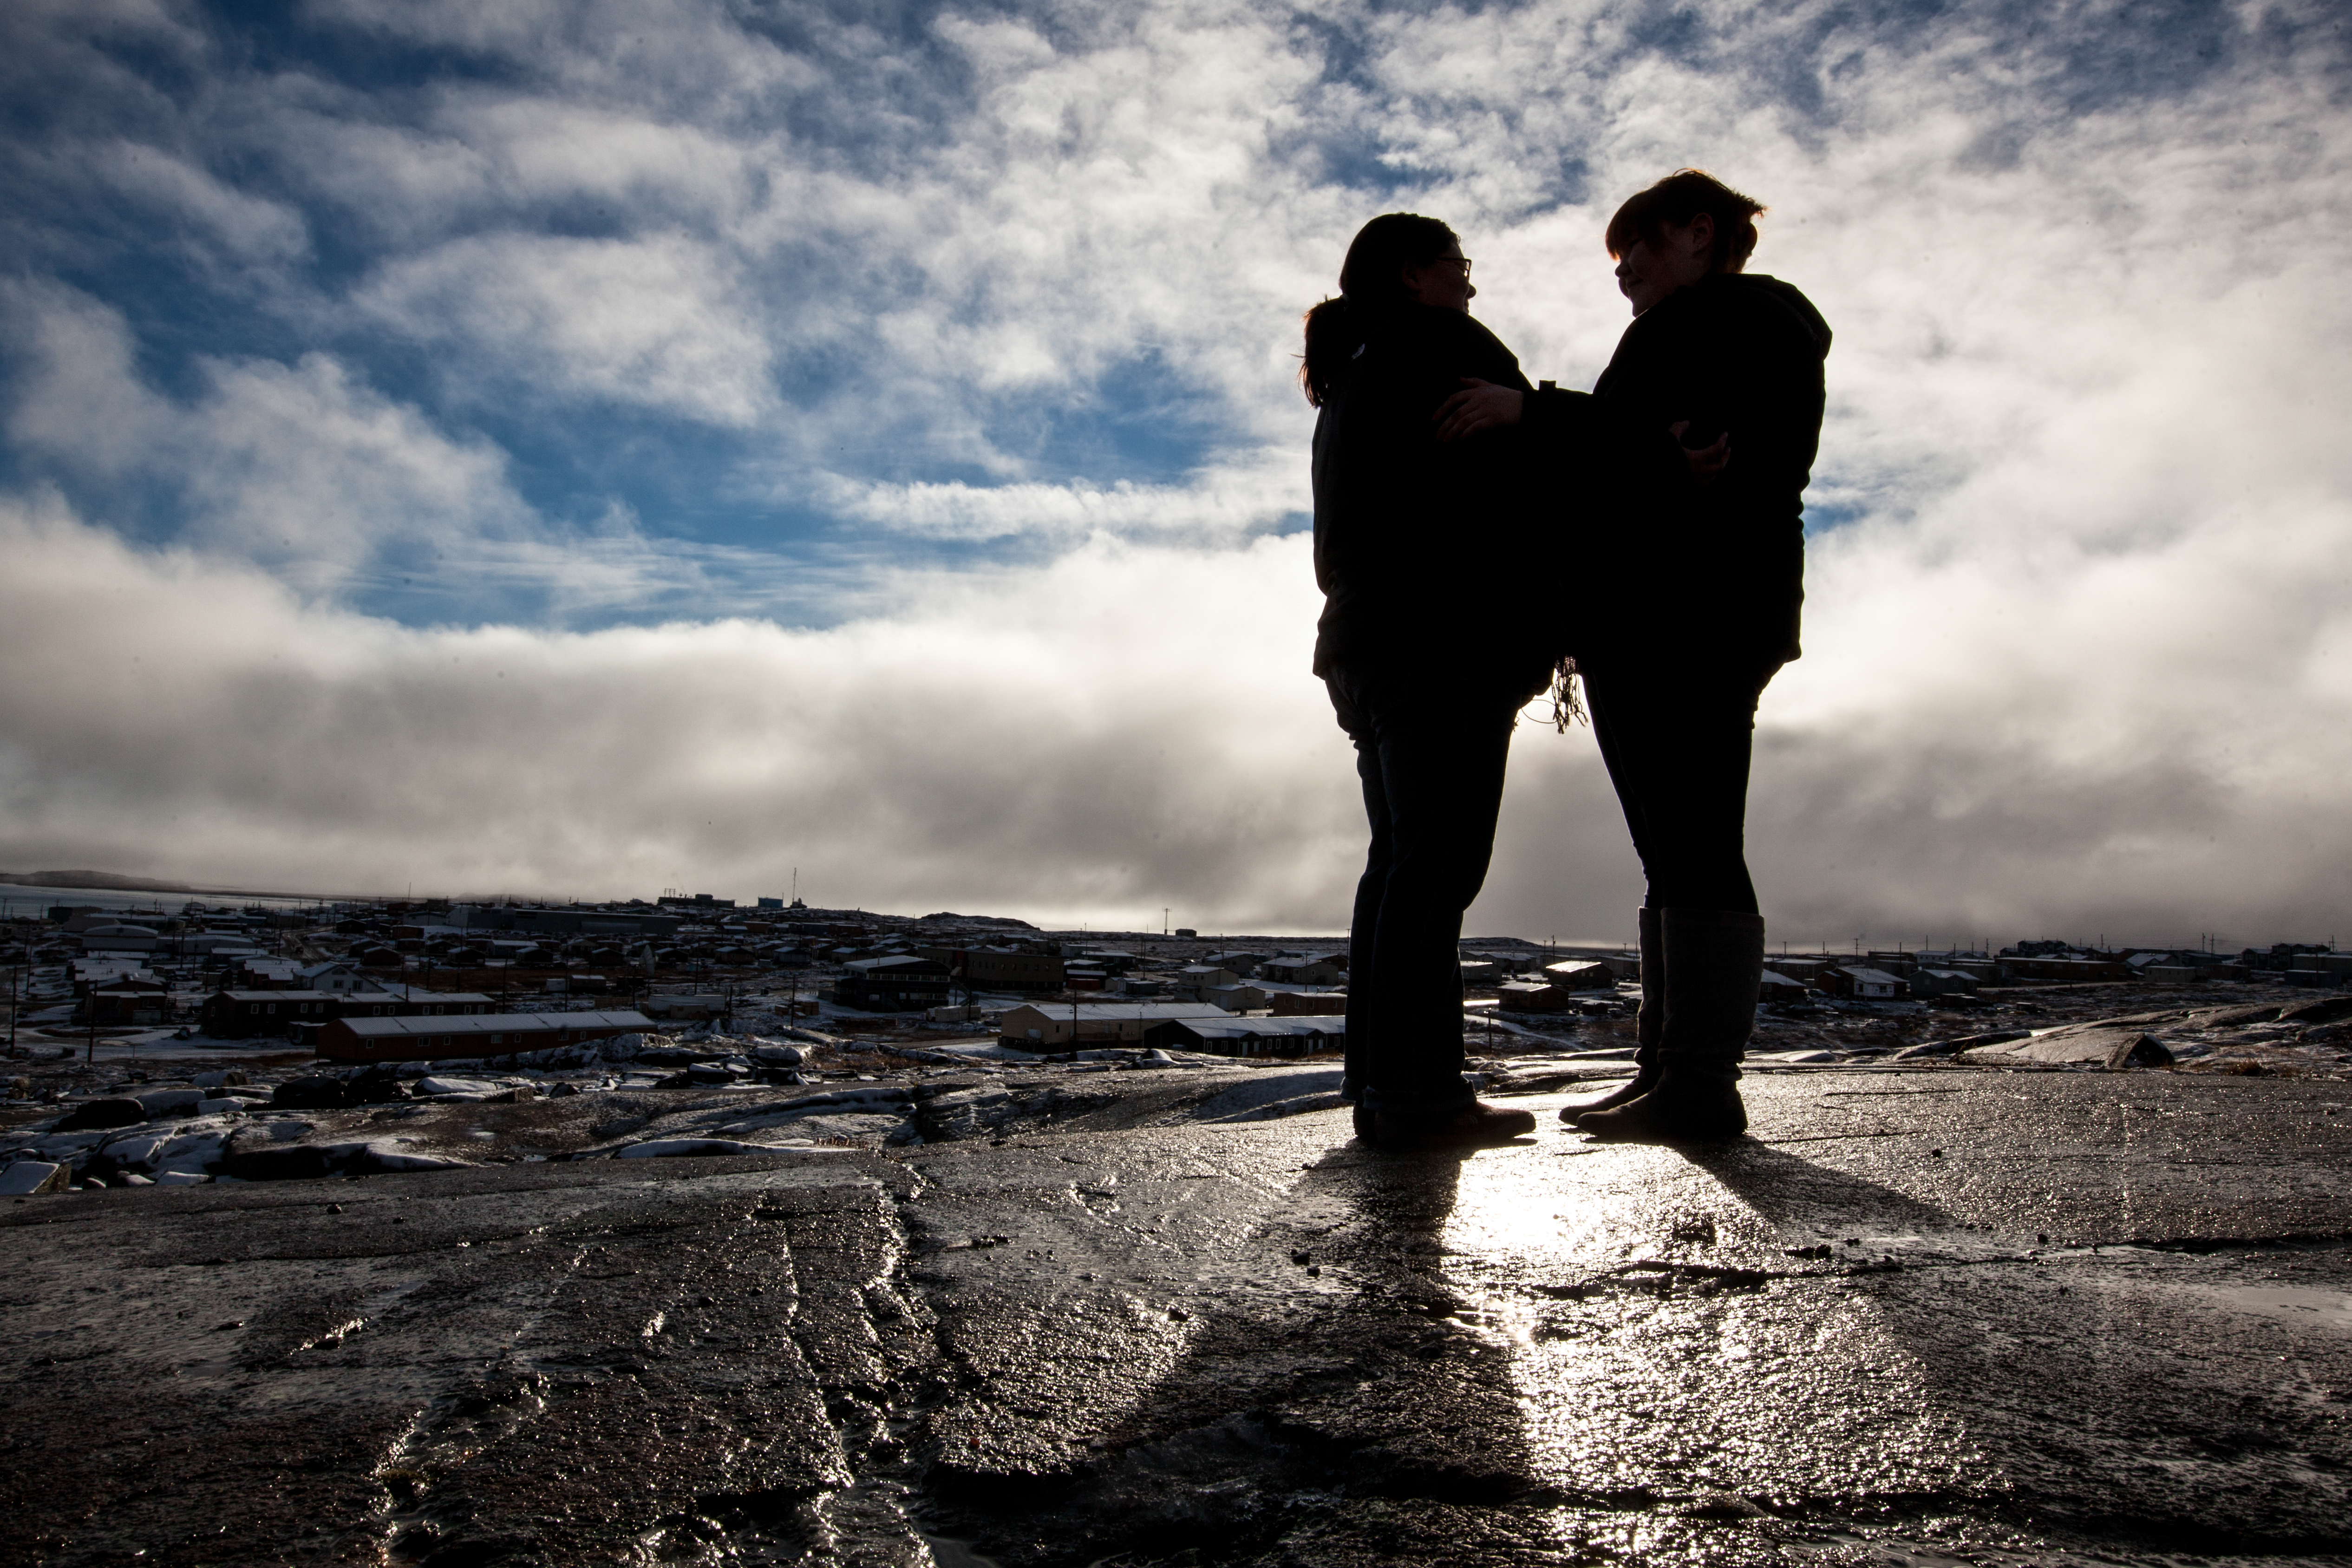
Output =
[
  {"x1": 1328, "y1": 665, "x2": 1529, "y2": 1109},
  {"x1": 1582, "y1": 656, "x2": 1778, "y2": 914}
]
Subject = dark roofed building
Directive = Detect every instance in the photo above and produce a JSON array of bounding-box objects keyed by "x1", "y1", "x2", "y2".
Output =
[
  {"x1": 1142, "y1": 1015, "x2": 1344, "y2": 1058},
  {"x1": 198, "y1": 988, "x2": 499, "y2": 1039},
  {"x1": 834, "y1": 954, "x2": 954, "y2": 1011},
  {"x1": 317, "y1": 1009, "x2": 655, "y2": 1064}
]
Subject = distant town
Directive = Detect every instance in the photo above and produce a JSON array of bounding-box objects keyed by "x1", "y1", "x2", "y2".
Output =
[{"x1": 7, "y1": 883, "x2": 2349, "y2": 1065}]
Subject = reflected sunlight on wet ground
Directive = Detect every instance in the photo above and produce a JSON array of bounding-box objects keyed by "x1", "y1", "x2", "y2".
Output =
[{"x1": 1435, "y1": 1110, "x2": 1998, "y2": 1555}]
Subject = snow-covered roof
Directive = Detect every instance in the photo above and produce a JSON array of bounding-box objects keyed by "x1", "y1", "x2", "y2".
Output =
[
  {"x1": 329, "y1": 1009, "x2": 653, "y2": 1040},
  {"x1": 1002, "y1": 1001, "x2": 1227, "y2": 1020},
  {"x1": 1168, "y1": 1015, "x2": 1345, "y2": 1038}
]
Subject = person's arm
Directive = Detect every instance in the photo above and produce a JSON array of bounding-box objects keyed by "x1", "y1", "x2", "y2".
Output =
[{"x1": 1433, "y1": 378, "x2": 1523, "y2": 442}]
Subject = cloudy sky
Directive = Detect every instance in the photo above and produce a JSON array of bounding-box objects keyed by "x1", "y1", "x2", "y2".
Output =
[{"x1": 2, "y1": 0, "x2": 2347, "y2": 947}]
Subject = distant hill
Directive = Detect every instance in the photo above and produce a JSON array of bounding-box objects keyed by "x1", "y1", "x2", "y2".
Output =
[{"x1": 0, "y1": 869, "x2": 198, "y2": 894}]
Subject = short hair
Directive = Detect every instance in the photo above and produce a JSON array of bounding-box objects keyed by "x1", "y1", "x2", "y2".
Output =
[{"x1": 1605, "y1": 170, "x2": 1765, "y2": 270}]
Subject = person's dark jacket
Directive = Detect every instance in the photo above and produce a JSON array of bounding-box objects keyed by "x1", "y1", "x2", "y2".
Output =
[
  {"x1": 1309, "y1": 301, "x2": 1550, "y2": 686},
  {"x1": 1526, "y1": 272, "x2": 1831, "y2": 667}
]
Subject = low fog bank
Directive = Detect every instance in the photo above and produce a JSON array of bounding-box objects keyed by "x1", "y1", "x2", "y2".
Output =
[{"x1": 6, "y1": 494, "x2": 2348, "y2": 947}]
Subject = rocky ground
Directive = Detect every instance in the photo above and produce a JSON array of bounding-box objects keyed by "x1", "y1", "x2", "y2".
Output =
[
  {"x1": 7, "y1": 982, "x2": 2347, "y2": 1198},
  {"x1": 3, "y1": 982, "x2": 2350, "y2": 1567},
  {"x1": 0, "y1": 982, "x2": 2342, "y2": 1561}
]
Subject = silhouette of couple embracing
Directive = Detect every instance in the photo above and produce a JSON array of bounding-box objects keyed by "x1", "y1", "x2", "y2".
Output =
[{"x1": 1304, "y1": 170, "x2": 1831, "y2": 1149}]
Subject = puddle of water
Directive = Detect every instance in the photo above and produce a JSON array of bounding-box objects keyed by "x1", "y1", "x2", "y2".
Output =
[
  {"x1": 1437, "y1": 1137, "x2": 1988, "y2": 1545},
  {"x1": 923, "y1": 1533, "x2": 1003, "y2": 1568},
  {"x1": 2179, "y1": 1281, "x2": 2352, "y2": 1333}
]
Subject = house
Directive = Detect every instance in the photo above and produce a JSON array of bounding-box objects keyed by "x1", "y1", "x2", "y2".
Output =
[
  {"x1": 297, "y1": 961, "x2": 369, "y2": 994},
  {"x1": 69, "y1": 959, "x2": 161, "y2": 996},
  {"x1": 75, "y1": 923, "x2": 159, "y2": 955},
  {"x1": 90, "y1": 988, "x2": 172, "y2": 1026},
  {"x1": 834, "y1": 954, "x2": 955, "y2": 1011},
  {"x1": 1261, "y1": 955, "x2": 1343, "y2": 986},
  {"x1": 915, "y1": 947, "x2": 1065, "y2": 993},
  {"x1": 2000, "y1": 954, "x2": 2129, "y2": 983},
  {"x1": 198, "y1": 990, "x2": 345, "y2": 1039},
  {"x1": 1909, "y1": 968, "x2": 1980, "y2": 998},
  {"x1": 1541, "y1": 960, "x2": 1616, "y2": 991},
  {"x1": 1821, "y1": 966, "x2": 1908, "y2": 1000},
  {"x1": 999, "y1": 1001, "x2": 1226, "y2": 1049},
  {"x1": 1177, "y1": 965, "x2": 1241, "y2": 993},
  {"x1": 1269, "y1": 990, "x2": 1346, "y2": 1017},
  {"x1": 1495, "y1": 980, "x2": 1577, "y2": 1013},
  {"x1": 1457, "y1": 958, "x2": 1501, "y2": 985},
  {"x1": 1202, "y1": 984, "x2": 1268, "y2": 1013},
  {"x1": 1141, "y1": 1014, "x2": 1345, "y2": 1058},
  {"x1": 239, "y1": 958, "x2": 299, "y2": 987},
  {"x1": 338, "y1": 991, "x2": 498, "y2": 1019},
  {"x1": 1203, "y1": 952, "x2": 1261, "y2": 978},
  {"x1": 199, "y1": 988, "x2": 499, "y2": 1039},
  {"x1": 1757, "y1": 970, "x2": 1810, "y2": 1003},
  {"x1": 316, "y1": 1009, "x2": 655, "y2": 1065}
]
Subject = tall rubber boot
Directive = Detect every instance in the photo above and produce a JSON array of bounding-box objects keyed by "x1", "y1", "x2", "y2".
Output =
[
  {"x1": 1560, "y1": 908, "x2": 1661, "y2": 1124},
  {"x1": 1580, "y1": 908, "x2": 1762, "y2": 1143}
]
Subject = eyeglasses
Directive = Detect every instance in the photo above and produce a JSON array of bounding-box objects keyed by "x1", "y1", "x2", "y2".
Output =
[{"x1": 1434, "y1": 256, "x2": 1474, "y2": 278}]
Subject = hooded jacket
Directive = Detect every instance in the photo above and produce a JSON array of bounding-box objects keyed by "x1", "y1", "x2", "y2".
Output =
[
  {"x1": 1528, "y1": 272, "x2": 1832, "y2": 666},
  {"x1": 1308, "y1": 301, "x2": 1548, "y2": 684}
]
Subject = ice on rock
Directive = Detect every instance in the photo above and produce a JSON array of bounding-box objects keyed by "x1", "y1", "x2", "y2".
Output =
[
  {"x1": 0, "y1": 1161, "x2": 70, "y2": 1196},
  {"x1": 132, "y1": 1089, "x2": 205, "y2": 1119},
  {"x1": 100, "y1": 1133, "x2": 169, "y2": 1167},
  {"x1": 414, "y1": 1077, "x2": 499, "y2": 1098},
  {"x1": 615, "y1": 1138, "x2": 863, "y2": 1159},
  {"x1": 153, "y1": 1170, "x2": 210, "y2": 1186}
]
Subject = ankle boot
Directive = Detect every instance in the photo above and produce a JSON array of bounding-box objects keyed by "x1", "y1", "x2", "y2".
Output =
[
  {"x1": 1562, "y1": 908, "x2": 1662, "y2": 1124},
  {"x1": 1581, "y1": 908, "x2": 1763, "y2": 1143}
]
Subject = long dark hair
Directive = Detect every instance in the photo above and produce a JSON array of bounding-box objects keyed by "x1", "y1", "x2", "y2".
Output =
[{"x1": 1299, "y1": 212, "x2": 1460, "y2": 407}]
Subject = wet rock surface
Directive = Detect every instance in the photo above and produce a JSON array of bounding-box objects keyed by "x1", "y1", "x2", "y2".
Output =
[{"x1": 4, "y1": 1070, "x2": 2351, "y2": 1567}]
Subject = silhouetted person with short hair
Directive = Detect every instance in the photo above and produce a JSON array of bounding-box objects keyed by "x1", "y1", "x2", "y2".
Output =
[
  {"x1": 1439, "y1": 170, "x2": 1830, "y2": 1141},
  {"x1": 1301, "y1": 213, "x2": 1545, "y2": 1148}
]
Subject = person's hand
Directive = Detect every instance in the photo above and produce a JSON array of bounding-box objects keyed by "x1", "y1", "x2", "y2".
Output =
[
  {"x1": 1435, "y1": 378, "x2": 1524, "y2": 442},
  {"x1": 1672, "y1": 419, "x2": 1730, "y2": 484}
]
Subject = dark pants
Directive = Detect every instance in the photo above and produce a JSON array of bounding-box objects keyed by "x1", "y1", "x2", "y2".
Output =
[
  {"x1": 1582, "y1": 657, "x2": 1777, "y2": 913},
  {"x1": 1328, "y1": 666, "x2": 1527, "y2": 1108}
]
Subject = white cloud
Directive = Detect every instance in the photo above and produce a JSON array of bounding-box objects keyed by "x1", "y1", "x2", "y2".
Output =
[
  {"x1": 88, "y1": 139, "x2": 311, "y2": 265},
  {"x1": 0, "y1": 500, "x2": 1363, "y2": 928},
  {"x1": 355, "y1": 232, "x2": 777, "y2": 426},
  {"x1": 6, "y1": 483, "x2": 2352, "y2": 946},
  {"x1": 822, "y1": 446, "x2": 1305, "y2": 542},
  {"x1": 1, "y1": 281, "x2": 537, "y2": 595},
  {"x1": 5, "y1": 0, "x2": 2352, "y2": 943}
]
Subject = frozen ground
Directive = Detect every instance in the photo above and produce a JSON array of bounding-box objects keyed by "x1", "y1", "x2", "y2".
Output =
[{"x1": 2, "y1": 985, "x2": 2349, "y2": 1566}]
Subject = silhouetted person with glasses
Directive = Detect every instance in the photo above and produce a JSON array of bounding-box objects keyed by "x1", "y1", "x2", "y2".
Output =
[{"x1": 1301, "y1": 213, "x2": 1545, "y2": 1148}]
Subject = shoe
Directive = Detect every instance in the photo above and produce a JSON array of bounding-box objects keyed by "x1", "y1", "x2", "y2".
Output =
[
  {"x1": 1561, "y1": 908, "x2": 1662, "y2": 1124},
  {"x1": 1369, "y1": 1099, "x2": 1536, "y2": 1148},
  {"x1": 1575, "y1": 908, "x2": 1762, "y2": 1145},
  {"x1": 1558, "y1": 1072, "x2": 1653, "y2": 1123},
  {"x1": 1577, "y1": 1069, "x2": 1747, "y2": 1143}
]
